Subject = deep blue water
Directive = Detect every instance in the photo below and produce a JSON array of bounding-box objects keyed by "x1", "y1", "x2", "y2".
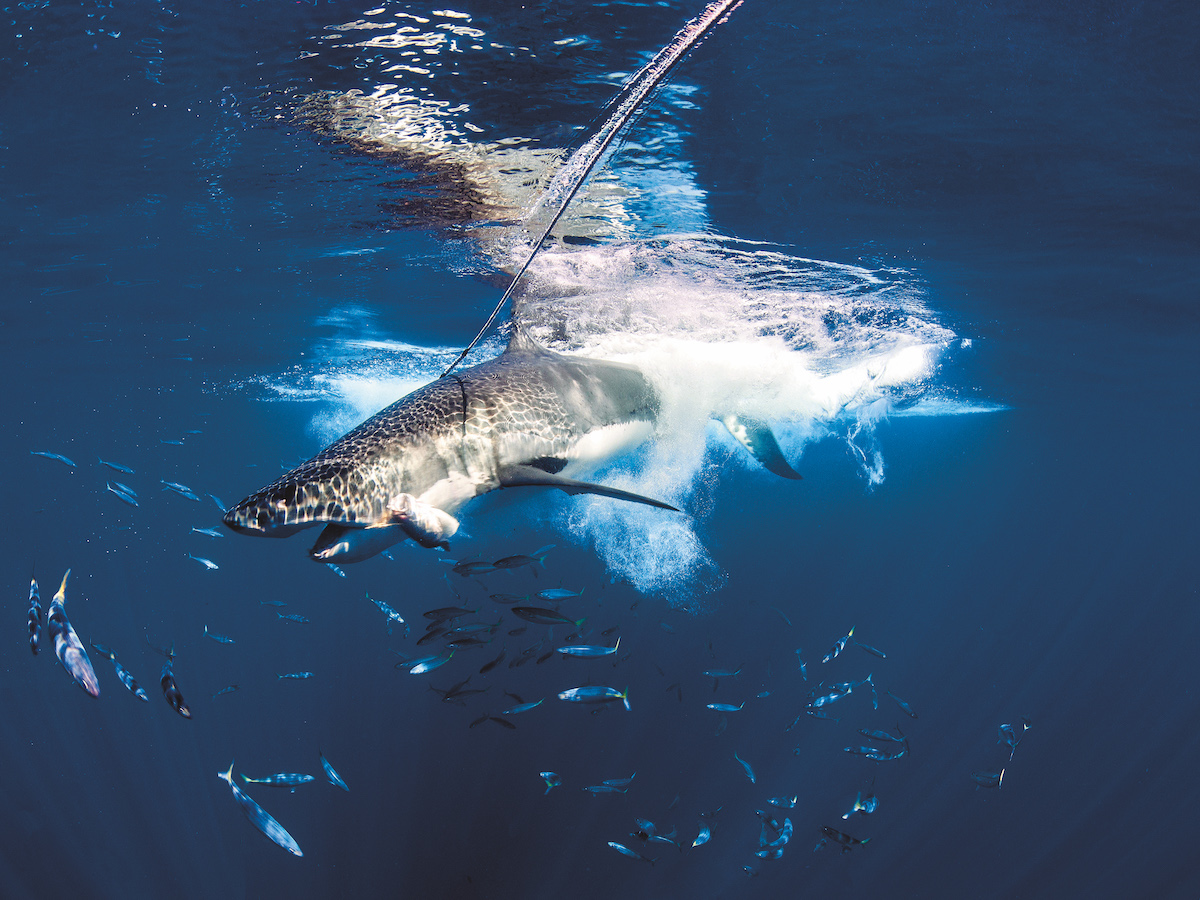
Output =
[{"x1": 2, "y1": 2, "x2": 1198, "y2": 899}]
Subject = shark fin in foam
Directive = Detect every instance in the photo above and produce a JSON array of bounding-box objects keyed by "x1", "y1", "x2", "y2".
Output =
[
  {"x1": 497, "y1": 465, "x2": 680, "y2": 512},
  {"x1": 720, "y1": 415, "x2": 803, "y2": 480}
]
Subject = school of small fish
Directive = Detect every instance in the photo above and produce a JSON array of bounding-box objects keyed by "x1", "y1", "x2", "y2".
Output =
[{"x1": 25, "y1": 444, "x2": 1029, "y2": 871}]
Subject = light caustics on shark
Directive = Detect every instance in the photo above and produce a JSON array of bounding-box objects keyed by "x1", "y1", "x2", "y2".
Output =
[{"x1": 227, "y1": 1, "x2": 991, "y2": 599}]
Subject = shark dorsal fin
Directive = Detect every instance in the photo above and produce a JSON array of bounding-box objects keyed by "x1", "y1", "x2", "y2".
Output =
[{"x1": 505, "y1": 323, "x2": 548, "y2": 356}]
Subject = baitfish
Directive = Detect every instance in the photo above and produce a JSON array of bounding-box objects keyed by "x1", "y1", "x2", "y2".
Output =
[
  {"x1": 217, "y1": 762, "x2": 303, "y2": 856},
  {"x1": 972, "y1": 769, "x2": 1005, "y2": 789},
  {"x1": 556, "y1": 637, "x2": 620, "y2": 658},
  {"x1": 707, "y1": 702, "x2": 745, "y2": 712},
  {"x1": 31, "y1": 450, "x2": 76, "y2": 468},
  {"x1": 27, "y1": 572, "x2": 41, "y2": 655},
  {"x1": 240, "y1": 773, "x2": 314, "y2": 787},
  {"x1": 277, "y1": 672, "x2": 314, "y2": 680},
  {"x1": 823, "y1": 627, "x2": 855, "y2": 664},
  {"x1": 367, "y1": 592, "x2": 407, "y2": 636},
  {"x1": 106, "y1": 482, "x2": 139, "y2": 507},
  {"x1": 160, "y1": 648, "x2": 191, "y2": 718},
  {"x1": 540, "y1": 771, "x2": 562, "y2": 794},
  {"x1": 501, "y1": 699, "x2": 544, "y2": 715},
  {"x1": 161, "y1": 480, "x2": 201, "y2": 502},
  {"x1": 821, "y1": 825, "x2": 870, "y2": 852},
  {"x1": 188, "y1": 554, "x2": 219, "y2": 570},
  {"x1": 320, "y1": 752, "x2": 349, "y2": 791},
  {"x1": 733, "y1": 751, "x2": 756, "y2": 784},
  {"x1": 512, "y1": 607, "x2": 585, "y2": 627},
  {"x1": 204, "y1": 625, "x2": 235, "y2": 644},
  {"x1": 276, "y1": 613, "x2": 310, "y2": 624},
  {"x1": 608, "y1": 841, "x2": 654, "y2": 864},
  {"x1": 887, "y1": 689, "x2": 919, "y2": 719},
  {"x1": 46, "y1": 570, "x2": 100, "y2": 697},
  {"x1": 536, "y1": 587, "x2": 583, "y2": 602},
  {"x1": 90, "y1": 643, "x2": 149, "y2": 702},
  {"x1": 409, "y1": 651, "x2": 454, "y2": 674},
  {"x1": 842, "y1": 790, "x2": 878, "y2": 819},
  {"x1": 998, "y1": 719, "x2": 1031, "y2": 760},
  {"x1": 98, "y1": 458, "x2": 135, "y2": 474},
  {"x1": 492, "y1": 545, "x2": 556, "y2": 571},
  {"x1": 558, "y1": 685, "x2": 630, "y2": 710}
]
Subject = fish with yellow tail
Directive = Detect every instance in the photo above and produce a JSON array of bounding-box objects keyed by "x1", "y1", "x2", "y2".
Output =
[{"x1": 46, "y1": 570, "x2": 100, "y2": 697}]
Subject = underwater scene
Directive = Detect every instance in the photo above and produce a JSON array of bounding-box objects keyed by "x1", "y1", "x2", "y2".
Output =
[{"x1": 2, "y1": 1, "x2": 1197, "y2": 897}]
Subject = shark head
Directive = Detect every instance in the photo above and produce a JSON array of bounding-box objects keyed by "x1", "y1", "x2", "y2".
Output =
[{"x1": 222, "y1": 461, "x2": 388, "y2": 537}]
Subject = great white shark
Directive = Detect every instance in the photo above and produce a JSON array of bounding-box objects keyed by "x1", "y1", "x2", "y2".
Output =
[{"x1": 223, "y1": 324, "x2": 800, "y2": 562}]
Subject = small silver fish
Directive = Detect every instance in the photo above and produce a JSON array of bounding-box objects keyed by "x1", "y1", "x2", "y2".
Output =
[
  {"x1": 556, "y1": 637, "x2": 620, "y2": 658},
  {"x1": 733, "y1": 751, "x2": 755, "y2": 784},
  {"x1": 692, "y1": 824, "x2": 711, "y2": 848},
  {"x1": 540, "y1": 771, "x2": 562, "y2": 794},
  {"x1": 607, "y1": 841, "x2": 653, "y2": 864},
  {"x1": 409, "y1": 651, "x2": 454, "y2": 674},
  {"x1": 822, "y1": 626, "x2": 855, "y2": 663},
  {"x1": 240, "y1": 773, "x2": 314, "y2": 787},
  {"x1": 558, "y1": 685, "x2": 630, "y2": 710},
  {"x1": 213, "y1": 684, "x2": 240, "y2": 699},
  {"x1": 160, "y1": 653, "x2": 191, "y2": 718},
  {"x1": 602, "y1": 773, "x2": 636, "y2": 787},
  {"x1": 188, "y1": 554, "x2": 219, "y2": 570},
  {"x1": 702, "y1": 667, "x2": 742, "y2": 679},
  {"x1": 276, "y1": 613, "x2": 310, "y2": 624},
  {"x1": 191, "y1": 526, "x2": 224, "y2": 538},
  {"x1": 367, "y1": 593, "x2": 407, "y2": 636},
  {"x1": 998, "y1": 719, "x2": 1031, "y2": 760},
  {"x1": 98, "y1": 458, "x2": 135, "y2": 474},
  {"x1": 501, "y1": 699, "x2": 544, "y2": 715},
  {"x1": 320, "y1": 752, "x2": 349, "y2": 791},
  {"x1": 217, "y1": 762, "x2": 303, "y2": 856},
  {"x1": 31, "y1": 450, "x2": 76, "y2": 468},
  {"x1": 887, "y1": 689, "x2": 918, "y2": 719},
  {"x1": 277, "y1": 672, "x2": 314, "y2": 680},
  {"x1": 842, "y1": 791, "x2": 878, "y2": 818},
  {"x1": 161, "y1": 480, "x2": 201, "y2": 501},
  {"x1": 972, "y1": 769, "x2": 1005, "y2": 789},
  {"x1": 204, "y1": 625, "x2": 235, "y2": 644},
  {"x1": 536, "y1": 587, "x2": 584, "y2": 602},
  {"x1": 106, "y1": 482, "x2": 139, "y2": 507},
  {"x1": 325, "y1": 563, "x2": 346, "y2": 578},
  {"x1": 90, "y1": 643, "x2": 149, "y2": 702}
]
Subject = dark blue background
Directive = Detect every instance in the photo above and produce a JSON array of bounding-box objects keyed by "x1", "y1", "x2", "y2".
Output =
[{"x1": 2, "y1": 1, "x2": 1196, "y2": 898}]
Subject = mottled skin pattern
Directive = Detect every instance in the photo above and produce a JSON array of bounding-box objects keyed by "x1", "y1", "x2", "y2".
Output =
[{"x1": 223, "y1": 332, "x2": 658, "y2": 538}]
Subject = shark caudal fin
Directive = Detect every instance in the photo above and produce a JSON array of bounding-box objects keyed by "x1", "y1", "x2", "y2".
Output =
[{"x1": 719, "y1": 415, "x2": 803, "y2": 480}]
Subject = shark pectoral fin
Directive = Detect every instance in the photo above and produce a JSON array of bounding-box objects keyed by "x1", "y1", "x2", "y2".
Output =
[
  {"x1": 720, "y1": 415, "x2": 803, "y2": 480},
  {"x1": 497, "y1": 465, "x2": 680, "y2": 512}
]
